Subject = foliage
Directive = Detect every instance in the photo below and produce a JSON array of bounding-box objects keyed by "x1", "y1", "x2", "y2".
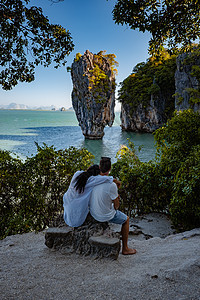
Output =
[
  {"x1": 111, "y1": 141, "x2": 169, "y2": 216},
  {"x1": 181, "y1": 47, "x2": 200, "y2": 105},
  {"x1": 118, "y1": 50, "x2": 176, "y2": 117},
  {"x1": 111, "y1": 0, "x2": 200, "y2": 55},
  {"x1": 99, "y1": 51, "x2": 119, "y2": 77},
  {"x1": 174, "y1": 92, "x2": 184, "y2": 105},
  {"x1": 186, "y1": 88, "x2": 200, "y2": 105},
  {"x1": 0, "y1": 0, "x2": 74, "y2": 90},
  {"x1": 154, "y1": 110, "x2": 200, "y2": 159},
  {"x1": 170, "y1": 146, "x2": 200, "y2": 230},
  {"x1": 154, "y1": 110, "x2": 200, "y2": 230},
  {"x1": 0, "y1": 144, "x2": 94, "y2": 239},
  {"x1": 111, "y1": 110, "x2": 200, "y2": 231},
  {"x1": 75, "y1": 52, "x2": 82, "y2": 62},
  {"x1": 73, "y1": 50, "x2": 118, "y2": 105},
  {"x1": 88, "y1": 51, "x2": 118, "y2": 101}
]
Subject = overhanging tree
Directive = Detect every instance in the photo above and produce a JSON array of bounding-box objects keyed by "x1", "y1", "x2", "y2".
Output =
[
  {"x1": 0, "y1": 0, "x2": 74, "y2": 90},
  {"x1": 111, "y1": 0, "x2": 200, "y2": 55}
]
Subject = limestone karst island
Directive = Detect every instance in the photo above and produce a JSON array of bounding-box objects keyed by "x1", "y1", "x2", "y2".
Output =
[{"x1": 71, "y1": 50, "x2": 117, "y2": 139}]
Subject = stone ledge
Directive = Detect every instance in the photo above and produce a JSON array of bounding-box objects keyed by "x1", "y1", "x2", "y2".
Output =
[
  {"x1": 45, "y1": 227, "x2": 73, "y2": 249},
  {"x1": 89, "y1": 236, "x2": 120, "y2": 260},
  {"x1": 45, "y1": 222, "x2": 121, "y2": 260}
]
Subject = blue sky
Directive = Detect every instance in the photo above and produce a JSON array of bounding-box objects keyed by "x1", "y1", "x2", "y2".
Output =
[{"x1": 0, "y1": 0, "x2": 151, "y2": 110}]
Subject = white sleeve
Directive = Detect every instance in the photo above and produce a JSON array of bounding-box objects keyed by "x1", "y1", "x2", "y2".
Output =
[
  {"x1": 70, "y1": 171, "x2": 84, "y2": 187},
  {"x1": 109, "y1": 182, "x2": 118, "y2": 200},
  {"x1": 86, "y1": 175, "x2": 113, "y2": 188}
]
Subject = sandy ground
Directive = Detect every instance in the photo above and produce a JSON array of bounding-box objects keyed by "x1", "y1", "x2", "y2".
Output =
[{"x1": 1, "y1": 224, "x2": 200, "y2": 300}]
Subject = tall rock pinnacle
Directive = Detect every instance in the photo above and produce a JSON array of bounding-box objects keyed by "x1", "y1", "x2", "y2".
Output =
[{"x1": 71, "y1": 50, "x2": 117, "y2": 139}]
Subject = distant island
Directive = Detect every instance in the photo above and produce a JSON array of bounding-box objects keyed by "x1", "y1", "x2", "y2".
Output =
[{"x1": 0, "y1": 102, "x2": 74, "y2": 111}]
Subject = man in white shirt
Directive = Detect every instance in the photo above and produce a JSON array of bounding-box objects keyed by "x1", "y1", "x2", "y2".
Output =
[{"x1": 90, "y1": 157, "x2": 137, "y2": 255}]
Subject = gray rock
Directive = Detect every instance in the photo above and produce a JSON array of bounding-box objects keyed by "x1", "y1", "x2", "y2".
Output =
[
  {"x1": 120, "y1": 83, "x2": 174, "y2": 133},
  {"x1": 129, "y1": 213, "x2": 176, "y2": 240},
  {"x1": 71, "y1": 50, "x2": 115, "y2": 139},
  {"x1": 45, "y1": 227, "x2": 73, "y2": 250},
  {"x1": 120, "y1": 98, "x2": 166, "y2": 133},
  {"x1": 109, "y1": 213, "x2": 176, "y2": 241},
  {"x1": 45, "y1": 213, "x2": 176, "y2": 258},
  {"x1": 45, "y1": 215, "x2": 120, "y2": 259},
  {"x1": 88, "y1": 236, "x2": 120, "y2": 260},
  {"x1": 175, "y1": 52, "x2": 200, "y2": 112}
]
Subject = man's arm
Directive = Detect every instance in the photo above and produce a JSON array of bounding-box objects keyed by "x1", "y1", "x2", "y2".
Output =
[
  {"x1": 113, "y1": 195, "x2": 120, "y2": 210},
  {"x1": 113, "y1": 178, "x2": 121, "y2": 189}
]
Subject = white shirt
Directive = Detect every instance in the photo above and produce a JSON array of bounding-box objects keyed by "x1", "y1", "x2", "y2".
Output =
[
  {"x1": 89, "y1": 181, "x2": 118, "y2": 222},
  {"x1": 63, "y1": 171, "x2": 113, "y2": 227}
]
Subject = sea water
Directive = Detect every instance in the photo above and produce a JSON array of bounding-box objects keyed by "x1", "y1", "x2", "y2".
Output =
[{"x1": 0, "y1": 110, "x2": 156, "y2": 163}]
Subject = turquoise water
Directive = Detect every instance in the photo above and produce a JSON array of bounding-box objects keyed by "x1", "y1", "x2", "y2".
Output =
[{"x1": 0, "y1": 110, "x2": 156, "y2": 163}]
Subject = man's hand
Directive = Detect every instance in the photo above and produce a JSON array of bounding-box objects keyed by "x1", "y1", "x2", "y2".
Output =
[{"x1": 113, "y1": 178, "x2": 121, "y2": 189}]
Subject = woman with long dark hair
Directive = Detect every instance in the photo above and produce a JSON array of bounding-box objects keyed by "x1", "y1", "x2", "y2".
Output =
[{"x1": 63, "y1": 164, "x2": 113, "y2": 227}]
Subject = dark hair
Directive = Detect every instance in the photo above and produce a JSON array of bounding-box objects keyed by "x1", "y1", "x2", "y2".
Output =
[
  {"x1": 100, "y1": 157, "x2": 111, "y2": 173},
  {"x1": 74, "y1": 164, "x2": 100, "y2": 193}
]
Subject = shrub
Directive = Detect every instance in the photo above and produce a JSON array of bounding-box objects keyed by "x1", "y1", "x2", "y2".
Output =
[
  {"x1": 111, "y1": 110, "x2": 200, "y2": 230},
  {"x1": 0, "y1": 144, "x2": 94, "y2": 239},
  {"x1": 0, "y1": 151, "x2": 23, "y2": 239},
  {"x1": 154, "y1": 109, "x2": 200, "y2": 187},
  {"x1": 154, "y1": 110, "x2": 200, "y2": 230},
  {"x1": 170, "y1": 146, "x2": 200, "y2": 231},
  {"x1": 111, "y1": 141, "x2": 169, "y2": 216}
]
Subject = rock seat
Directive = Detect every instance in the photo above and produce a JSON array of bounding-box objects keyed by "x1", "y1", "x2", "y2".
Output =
[{"x1": 45, "y1": 214, "x2": 121, "y2": 259}]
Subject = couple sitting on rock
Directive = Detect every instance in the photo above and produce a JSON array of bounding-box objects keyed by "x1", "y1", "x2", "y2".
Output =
[{"x1": 63, "y1": 157, "x2": 136, "y2": 255}]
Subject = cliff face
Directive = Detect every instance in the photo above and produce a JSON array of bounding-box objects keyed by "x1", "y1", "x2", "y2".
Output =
[
  {"x1": 120, "y1": 95, "x2": 166, "y2": 133},
  {"x1": 120, "y1": 78, "x2": 175, "y2": 133},
  {"x1": 175, "y1": 53, "x2": 200, "y2": 112},
  {"x1": 121, "y1": 51, "x2": 200, "y2": 133},
  {"x1": 119, "y1": 55, "x2": 176, "y2": 133},
  {"x1": 71, "y1": 50, "x2": 115, "y2": 139}
]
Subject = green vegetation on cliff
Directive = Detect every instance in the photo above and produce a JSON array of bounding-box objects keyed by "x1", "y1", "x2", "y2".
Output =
[
  {"x1": 74, "y1": 50, "x2": 118, "y2": 104},
  {"x1": 89, "y1": 51, "x2": 118, "y2": 104},
  {"x1": 118, "y1": 50, "x2": 176, "y2": 118},
  {"x1": 182, "y1": 47, "x2": 200, "y2": 105}
]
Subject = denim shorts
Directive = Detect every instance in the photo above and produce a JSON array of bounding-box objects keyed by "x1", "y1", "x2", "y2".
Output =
[{"x1": 109, "y1": 210, "x2": 128, "y2": 225}]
